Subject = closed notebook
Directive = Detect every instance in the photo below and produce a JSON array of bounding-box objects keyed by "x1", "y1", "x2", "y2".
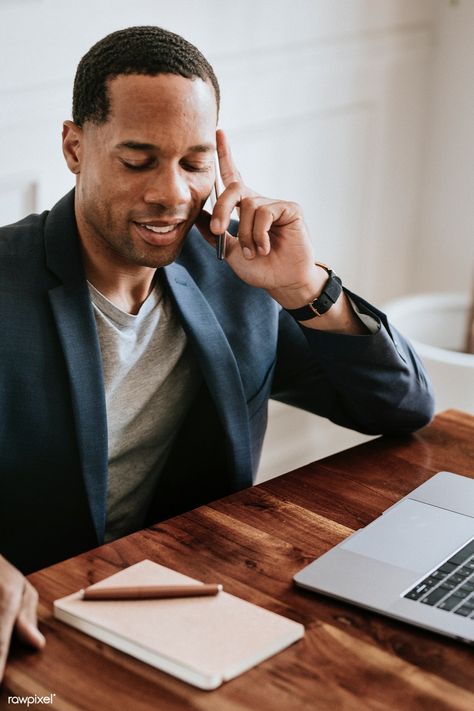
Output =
[{"x1": 53, "y1": 559, "x2": 304, "y2": 690}]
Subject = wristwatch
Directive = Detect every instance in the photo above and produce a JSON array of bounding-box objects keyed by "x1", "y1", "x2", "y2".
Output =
[{"x1": 284, "y1": 262, "x2": 343, "y2": 321}]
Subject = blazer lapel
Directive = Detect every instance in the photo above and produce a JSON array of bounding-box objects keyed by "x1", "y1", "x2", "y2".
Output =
[
  {"x1": 45, "y1": 192, "x2": 108, "y2": 543},
  {"x1": 163, "y1": 262, "x2": 253, "y2": 484},
  {"x1": 43, "y1": 190, "x2": 252, "y2": 540}
]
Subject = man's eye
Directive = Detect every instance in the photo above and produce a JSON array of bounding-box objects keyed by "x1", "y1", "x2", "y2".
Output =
[
  {"x1": 122, "y1": 161, "x2": 151, "y2": 171},
  {"x1": 182, "y1": 162, "x2": 212, "y2": 173}
]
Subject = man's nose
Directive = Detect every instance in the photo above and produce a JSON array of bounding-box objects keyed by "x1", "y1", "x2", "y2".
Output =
[{"x1": 143, "y1": 166, "x2": 191, "y2": 208}]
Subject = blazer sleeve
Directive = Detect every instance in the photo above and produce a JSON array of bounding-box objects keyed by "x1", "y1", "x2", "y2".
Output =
[{"x1": 271, "y1": 288, "x2": 435, "y2": 436}]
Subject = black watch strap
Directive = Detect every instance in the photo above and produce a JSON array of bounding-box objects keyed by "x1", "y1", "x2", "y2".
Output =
[{"x1": 284, "y1": 263, "x2": 342, "y2": 321}]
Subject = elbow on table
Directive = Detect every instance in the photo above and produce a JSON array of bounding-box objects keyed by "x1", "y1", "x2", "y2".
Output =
[
  {"x1": 348, "y1": 384, "x2": 436, "y2": 437},
  {"x1": 378, "y1": 386, "x2": 436, "y2": 437}
]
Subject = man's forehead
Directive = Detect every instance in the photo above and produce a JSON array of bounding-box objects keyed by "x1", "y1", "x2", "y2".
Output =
[
  {"x1": 106, "y1": 73, "x2": 217, "y2": 109},
  {"x1": 98, "y1": 74, "x2": 218, "y2": 144}
]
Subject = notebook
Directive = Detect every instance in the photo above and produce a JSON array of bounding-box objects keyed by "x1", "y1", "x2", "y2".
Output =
[{"x1": 54, "y1": 559, "x2": 304, "y2": 690}]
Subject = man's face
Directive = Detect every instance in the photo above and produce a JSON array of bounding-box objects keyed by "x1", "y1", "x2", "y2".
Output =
[{"x1": 66, "y1": 73, "x2": 218, "y2": 269}]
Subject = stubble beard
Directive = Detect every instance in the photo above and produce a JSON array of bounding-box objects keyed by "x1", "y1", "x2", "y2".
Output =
[
  {"x1": 107, "y1": 229, "x2": 186, "y2": 268},
  {"x1": 83, "y1": 206, "x2": 189, "y2": 269}
]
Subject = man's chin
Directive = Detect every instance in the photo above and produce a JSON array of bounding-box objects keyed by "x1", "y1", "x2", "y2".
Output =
[
  {"x1": 131, "y1": 240, "x2": 186, "y2": 269},
  {"x1": 128, "y1": 221, "x2": 191, "y2": 268}
]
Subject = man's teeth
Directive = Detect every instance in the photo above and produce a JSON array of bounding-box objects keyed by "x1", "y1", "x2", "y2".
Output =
[{"x1": 141, "y1": 223, "x2": 178, "y2": 234}]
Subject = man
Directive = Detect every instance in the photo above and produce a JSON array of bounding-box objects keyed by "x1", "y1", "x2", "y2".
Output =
[{"x1": 0, "y1": 26, "x2": 434, "y2": 680}]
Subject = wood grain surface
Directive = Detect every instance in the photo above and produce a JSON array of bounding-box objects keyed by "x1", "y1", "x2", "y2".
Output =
[{"x1": 2, "y1": 410, "x2": 473, "y2": 710}]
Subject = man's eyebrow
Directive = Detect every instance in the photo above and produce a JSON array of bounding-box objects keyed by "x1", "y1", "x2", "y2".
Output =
[
  {"x1": 115, "y1": 141, "x2": 215, "y2": 153},
  {"x1": 115, "y1": 141, "x2": 157, "y2": 151},
  {"x1": 187, "y1": 143, "x2": 215, "y2": 153}
]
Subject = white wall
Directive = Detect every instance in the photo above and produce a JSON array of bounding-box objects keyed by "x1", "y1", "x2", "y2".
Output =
[
  {"x1": 0, "y1": 0, "x2": 437, "y2": 305},
  {"x1": 0, "y1": 1, "x2": 447, "y2": 481},
  {"x1": 414, "y1": 0, "x2": 474, "y2": 295}
]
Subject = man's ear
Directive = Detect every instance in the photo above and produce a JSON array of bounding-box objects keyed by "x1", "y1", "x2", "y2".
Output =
[{"x1": 62, "y1": 120, "x2": 83, "y2": 174}]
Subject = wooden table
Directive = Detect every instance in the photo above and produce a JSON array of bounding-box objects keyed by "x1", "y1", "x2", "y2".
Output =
[{"x1": 2, "y1": 410, "x2": 474, "y2": 711}]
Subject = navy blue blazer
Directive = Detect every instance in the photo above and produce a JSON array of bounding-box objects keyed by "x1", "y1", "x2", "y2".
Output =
[{"x1": 0, "y1": 191, "x2": 434, "y2": 573}]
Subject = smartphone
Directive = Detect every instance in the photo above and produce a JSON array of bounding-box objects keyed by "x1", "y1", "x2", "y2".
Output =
[{"x1": 211, "y1": 159, "x2": 226, "y2": 260}]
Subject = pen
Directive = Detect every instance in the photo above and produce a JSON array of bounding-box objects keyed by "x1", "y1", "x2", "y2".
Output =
[{"x1": 81, "y1": 583, "x2": 223, "y2": 601}]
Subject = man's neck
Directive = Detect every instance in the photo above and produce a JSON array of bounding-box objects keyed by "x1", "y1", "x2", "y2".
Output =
[
  {"x1": 76, "y1": 210, "x2": 157, "y2": 315},
  {"x1": 78, "y1": 238, "x2": 157, "y2": 315},
  {"x1": 85, "y1": 261, "x2": 157, "y2": 315}
]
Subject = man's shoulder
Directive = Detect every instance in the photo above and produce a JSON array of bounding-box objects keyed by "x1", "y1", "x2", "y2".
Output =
[
  {"x1": 0, "y1": 209, "x2": 56, "y2": 292},
  {"x1": 0, "y1": 209, "x2": 49, "y2": 257}
]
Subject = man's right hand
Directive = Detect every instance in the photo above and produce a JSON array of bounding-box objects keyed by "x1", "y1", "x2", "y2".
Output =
[{"x1": 0, "y1": 555, "x2": 45, "y2": 683}]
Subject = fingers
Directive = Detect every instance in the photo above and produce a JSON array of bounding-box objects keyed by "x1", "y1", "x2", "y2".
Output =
[
  {"x1": 213, "y1": 130, "x2": 303, "y2": 259},
  {"x1": 214, "y1": 129, "x2": 259, "y2": 236},
  {"x1": 209, "y1": 191, "x2": 300, "y2": 260},
  {"x1": 238, "y1": 197, "x2": 274, "y2": 258},
  {"x1": 0, "y1": 581, "x2": 22, "y2": 682},
  {"x1": 0, "y1": 556, "x2": 24, "y2": 682},
  {"x1": 216, "y1": 129, "x2": 242, "y2": 188},
  {"x1": 238, "y1": 199, "x2": 295, "y2": 259},
  {"x1": 194, "y1": 209, "x2": 218, "y2": 248},
  {"x1": 0, "y1": 556, "x2": 44, "y2": 683},
  {"x1": 14, "y1": 582, "x2": 46, "y2": 649},
  {"x1": 210, "y1": 180, "x2": 246, "y2": 236},
  {"x1": 196, "y1": 209, "x2": 242, "y2": 262}
]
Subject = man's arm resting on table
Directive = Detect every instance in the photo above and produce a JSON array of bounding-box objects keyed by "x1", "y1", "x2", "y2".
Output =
[
  {"x1": 271, "y1": 288, "x2": 435, "y2": 437},
  {"x1": 0, "y1": 555, "x2": 45, "y2": 683},
  {"x1": 268, "y1": 266, "x2": 435, "y2": 435}
]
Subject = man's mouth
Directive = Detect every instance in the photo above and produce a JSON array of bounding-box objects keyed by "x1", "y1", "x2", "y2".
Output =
[
  {"x1": 139, "y1": 223, "x2": 180, "y2": 234},
  {"x1": 133, "y1": 220, "x2": 186, "y2": 246}
]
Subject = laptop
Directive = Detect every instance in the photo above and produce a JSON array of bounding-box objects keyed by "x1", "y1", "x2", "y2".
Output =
[{"x1": 294, "y1": 471, "x2": 474, "y2": 644}]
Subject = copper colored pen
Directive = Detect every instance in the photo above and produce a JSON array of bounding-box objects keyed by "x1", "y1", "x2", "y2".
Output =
[{"x1": 81, "y1": 583, "x2": 223, "y2": 601}]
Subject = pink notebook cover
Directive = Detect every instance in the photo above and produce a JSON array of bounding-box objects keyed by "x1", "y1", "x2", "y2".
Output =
[{"x1": 53, "y1": 559, "x2": 304, "y2": 690}]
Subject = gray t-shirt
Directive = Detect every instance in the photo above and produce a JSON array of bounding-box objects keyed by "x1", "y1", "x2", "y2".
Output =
[{"x1": 88, "y1": 279, "x2": 200, "y2": 542}]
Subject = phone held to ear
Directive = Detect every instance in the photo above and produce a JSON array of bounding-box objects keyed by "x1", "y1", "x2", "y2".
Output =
[{"x1": 211, "y1": 159, "x2": 226, "y2": 261}]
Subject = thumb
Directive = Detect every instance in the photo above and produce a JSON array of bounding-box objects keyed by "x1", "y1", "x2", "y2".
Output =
[
  {"x1": 14, "y1": 583, "x2": 45, "y2": 650},
  {"x1": 194, "y1": 209, "x2": 218, "y2": 249}
]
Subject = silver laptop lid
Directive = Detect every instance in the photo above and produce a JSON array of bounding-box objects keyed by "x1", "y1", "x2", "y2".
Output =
[{"x1": 293, "y1": 471, "x2": 474, "y2": 643}]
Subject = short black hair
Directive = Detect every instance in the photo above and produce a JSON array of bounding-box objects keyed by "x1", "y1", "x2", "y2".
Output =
[{"x1": 72, "y1": 25, "x2": 220, "y2": 126}]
